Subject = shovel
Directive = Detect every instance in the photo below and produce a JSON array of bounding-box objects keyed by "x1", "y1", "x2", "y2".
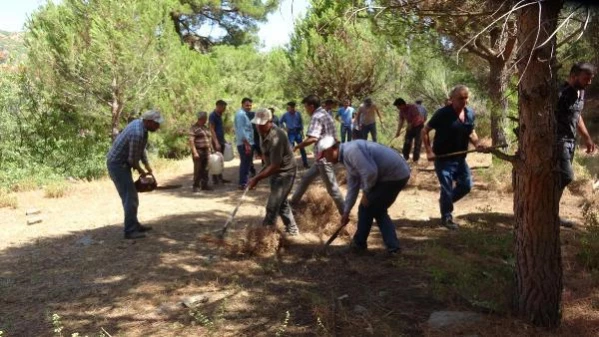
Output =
[{"x1": 217, "y1": 186, "x2": 250, "y2": 240}]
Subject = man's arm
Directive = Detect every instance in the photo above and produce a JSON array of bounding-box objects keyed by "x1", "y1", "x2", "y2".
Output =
[
  {"x1": 128, "y1": 133, "x2": 147, "y2": 175},
  {"x1": 422, "y1": 125, "x2": 434, "y2": 160},
  {"x1": 294, "y1": 136, "x2": 318, "y2": 152},
  {"x1": 355, "y1": 107, "x2": 362, "y2": 129},
  {"x1": 209, "y1": 121, "x2": 221, "y2": 152},
  {"x1": 375, "y1": 105, "x2": 383, "y2": 123},
  {"x1": 578, "y1": 115, "x2": 596, "y2": 153},
  {"x1": 189, "y1": 134, "x2": 199, "y2": 159},
  {"x1": 341, "y1": 173, "x2": 361, "y2": 225},
  {"x1": 469, "y1": 130, "x2": 488, "y2": 152},
  {"x1": 396, "y1": 117, "x2": 405, "y2": 138}
]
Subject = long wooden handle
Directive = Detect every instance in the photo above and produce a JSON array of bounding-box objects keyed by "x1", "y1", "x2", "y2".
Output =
[
  {"x1": 428, "y1": 143, "x2": 508, "y2": 161},
  {"x1": 324, "y1": 221, "x2": 349, "y2": 247},
  {"x1": 219, "y1": 186, "x2": 250, "y2": 238}
]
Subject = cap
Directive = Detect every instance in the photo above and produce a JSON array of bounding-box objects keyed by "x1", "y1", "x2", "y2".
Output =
[
  {"x1": 251, "y1": 107, "x2": 272, "y2": 125},
  {"x1": 316, "y1": 136, "x2": 337, "y2": 160},
  {"x1": 141, "y1": 110, "x2": 164, "y2": 124}
]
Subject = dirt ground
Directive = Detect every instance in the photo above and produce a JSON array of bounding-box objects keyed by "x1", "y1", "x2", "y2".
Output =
[{"x1": 0, "y1": 155, "x2": 598, "y2": 336}]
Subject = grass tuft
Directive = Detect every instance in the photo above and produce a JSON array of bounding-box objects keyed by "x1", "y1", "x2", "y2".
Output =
[
  {"x1": 0, "y1": 190, "x2": 18, "y2": 209},
  {"x1": 44, "y1": 182, "x2": 71, "y2": 199}
]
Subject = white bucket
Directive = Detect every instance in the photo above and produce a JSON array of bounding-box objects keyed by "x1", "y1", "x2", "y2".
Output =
[
  {"x1": 208, "y1": 152, "x2": 224, "y2": 175},
  {"x1": 223, "y1": 143, "x2": 234, "y2": 162}
]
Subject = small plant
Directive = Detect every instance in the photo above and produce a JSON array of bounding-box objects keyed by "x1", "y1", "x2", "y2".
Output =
[
  {"x1": 52, "y1": 313, "x2": 64, "y2": 337},
  {"x1": 44, "y1": 182, "x2": 71, "y2": 199},
  {"x1": 0, "y1": 191, "x2": 17, "y2": 209},
  {"x1": 189, "y1": 308, "x2": 214, "y2": 330},
  {"x1": 275, "y1": 310, "x2": 290, "y2": 337},
  {"x1": 578, "y1": 201, "x2": 599, "y2": 269}
]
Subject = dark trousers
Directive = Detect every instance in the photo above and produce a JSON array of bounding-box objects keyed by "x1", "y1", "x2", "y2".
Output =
[
  {"x1": 557, "y1": 139, "x2": 575, "y2": 194},
  {"x1": 402, "y1": 125, "x2": 423, "y2": 161},
  {"x1": 237, "y1": 145, "x2": 254, "y2": 187},
  {"x1": 264, "y1": 173, "x2": 298, "y2": 233},
  {"x1": 352, "y1": 128, "x2": 364, "y2": 140},
  {"x1": 340, "y1": 125, "x2": 352, "y2": 143},
  {"x1": 434, "y1": 158, "x2": 472, "y2": 221},
  {"x1": 353, "y1": 178, "x2": 409, "y2": 252},
  {"x1": 287, "y1": 131, "x2": 308, "y2": 167},
  {"x1": 362, "y1": 123, "x2": 377, "y2": 142},
  {"x1": 193, "y1": 148, "x2": 210, "y2": 188},
  {"x1": 107, "y1": 161, "x2": 140, "y2": 234}
]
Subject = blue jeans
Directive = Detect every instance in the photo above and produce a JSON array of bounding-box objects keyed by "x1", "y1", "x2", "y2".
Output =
[
  {"x1": 264, "y1": 173, "x2": 298, "y2": 233},
  {"x1": 237, "y1": 145, "x2": 254, "y2": 187},
  {"x1": 340, "y1": 125, "x2": 352, "y2": 143},
  {"x1": 287, "y1": 132, "x2": 308, "y2": 167},
  {"x1": 434, "y1": 158, "x2": 472, "y2": 221},
  {"x1": 353, "y1": 178, "x2": 408, "y2": 252},
  {"x1": 362, "y1": 123, "x2": 377, "y2": 142},
  {"x1": 557, "y1": 139, "x2": 575, "y2": 192},
  {"x1": 107, "y1": 161, "x2": 140, "y2": 234}
]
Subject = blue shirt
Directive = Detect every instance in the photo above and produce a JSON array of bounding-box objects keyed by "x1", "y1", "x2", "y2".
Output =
[
  {"x1": 427, "y1": 105, "x2": 475, "y2": 158},
  {"x1": 339, "y1": 140, "x2": 411, "y2": 214},
  {"x1": 106, "y1": 119, "x2": 149, "y2": 167},
  {"x1": 336, "y1": 106, "x2": 354, "y2": 126},
  {"x1": 280, "y1": 111, "x2": 304, "y2": 133},
  {"x1": 234, "y1": 109, "x2": 254, "y2": 146},
  {"x1": 209, "y1": 111, "x2": 225, "y2": 144}
]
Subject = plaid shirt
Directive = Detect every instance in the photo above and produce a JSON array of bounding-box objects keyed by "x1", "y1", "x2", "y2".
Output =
[
  {"x1": 106, "y1": 119, "x2": 149, "y2": 167},
  {"x1": 307, "y1": 107, "x2": 337, "y2": 161},
  {"x1": 190, "y1": 123, "x2": 212, "y2": 150}
]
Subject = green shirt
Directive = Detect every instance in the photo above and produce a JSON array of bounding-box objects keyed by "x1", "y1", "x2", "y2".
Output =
[{"x1": 260, "y1": 126, "x2": 296, "y2": 176}]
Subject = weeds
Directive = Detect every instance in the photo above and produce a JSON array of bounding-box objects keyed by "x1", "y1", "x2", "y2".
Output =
[
  {"x1": 51, "y1": 313, "x2": 64, "y2": 337},
  {"x1": 44, "y1": 182, "x2": 71, "y2": 199},
  {"x1": 578, "y1": 200, "x2": 599, "y2": 270},
  {"x1": 275, "y1": 310, "x2": 291, "y2": 337},
  {"x1": 0, "y1": 190, "x2": 17, "y2": 209}
]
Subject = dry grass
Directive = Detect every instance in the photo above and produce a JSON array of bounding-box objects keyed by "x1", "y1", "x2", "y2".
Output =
[
  {"x1": 294, "y1": 186, "x2": 342, "y2": 237},
  {"x1": 336, "y1": 168, "x2": 347, "y2": 186},
  {"x1": 240, "y1": 225, "x2": 284, "y2": 257},
  {"x1": 0, "y1": 190, "x2": 18, "y2": 209},
  {"x1": 44, "y1": 181, "x2": 71, "y2": 198}
]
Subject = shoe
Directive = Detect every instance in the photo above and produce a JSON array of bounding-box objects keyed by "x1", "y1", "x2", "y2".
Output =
[
  {"x1": 201, "y1": 186, "x2": 214, "y2": 191},
  {"x1": 441, "y1": 218, "x2": 459, "y2": 230},
  {"x1": 338, "y1": 241, "x2": 368, "y2": 255},
  {"x1": 221, "y1": 178, "x2": 231, "y2": 184},
  {"x1": 560, "y1": 217, "x2": 575, "y2": 228},
  {"x1": 238, "y1": 185, "x2": 247, "y2": 190},
  {"x1": 192, "y1": 186, "x2": 200, "y2": 193},
  {"x1": 285, "y1": 227, "x2": 300, "y2": 237},
  {"x1": 137, "y1": 225, "x2": 153, "y2": 232},
  {"x1": 303, "y1": 164, "x2": 310, "y2": 169},
  {"x1": 124, "y1": 231, "x2": 146, "y2": 239},
  {"x1": 388, "y1": 248, "x2": 402, "y2": 256}
]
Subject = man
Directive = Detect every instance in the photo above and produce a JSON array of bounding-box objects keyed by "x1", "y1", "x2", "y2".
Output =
[
  {"x1": 190, "y1": 111, "x2": 213, "y2": 192},
  {"x1": 394, "y1": 98, "x2": 425, "y2": 162},
  {"x1": 280, "y1": 101, "x2": 309, "y2": 169},
  {"x1": 245, "y1": 109, "x2": 260, "y2": 177},
  {"x1": 106, "y1": 110, "x2": 162, "y2": 239},
  {"x1": 290, "y1": 95, "x2": 345, "y2": 214},
  {"x1": 209, "y1": 100, "x2": 230, "y2": 185},
  {"x1": 234, "y1": 98, "x2": 255, "y2": 189},
  {"x1": 336, "y1": 98, "x2": 354, "y2": 143},
  {"x1": 415, "y1": 99, "x2": 428, "y2": 122},
  {"x1": 324, "y1": 99, "x2": 335, "y2": 118},
  {"x1": 318, "y1": 136, "x2": 410, "y2": 254},
  {"x1": 355, "y1": 98, "x2": 383, "y2": 142},
  {"x1": 556, "y1": 62, "x2": 596, "y2": 227},
  {"x1": 247, "y1": 108, "x2": 300, "y2": 236},
  {"x1": 268, "y1": 107, "x2": 281, "y2": 127},
  {"x1": 422, "y1": 85, "x2": 486, "y2": 230}
]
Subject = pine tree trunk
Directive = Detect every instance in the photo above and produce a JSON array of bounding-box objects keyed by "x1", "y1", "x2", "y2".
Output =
[
  {"x1": 488, "y1": 59, "x2": 509, "y2": 146},
  {"x1": 513, "y1": 0, "x2": 563, "y2": 327}
]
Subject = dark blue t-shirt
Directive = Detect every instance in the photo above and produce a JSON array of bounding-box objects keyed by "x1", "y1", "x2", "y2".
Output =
[
  {"x1": 209, "y1": 111, "x2": 225, "y2": 144},
  {"x1": 427, "y1": 105, "x2": 475, "y2": 159},
  {"x1": 556, "y1": 82, "x2": 584, "y2": 141}
]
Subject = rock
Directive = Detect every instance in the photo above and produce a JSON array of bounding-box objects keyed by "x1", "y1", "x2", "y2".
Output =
[
  {"x1": 25, "y1": 208, "x2": 41, "y2": 216},
  {"x1": 353, "y1": 305, "x2": 368, "y2": 315},
  {"x1": 26, "y1": 217, "x2": 43, "y2": 225},
  {"x1": 427, "y1": 311, "x2": 483, "y2": 329},
  {"x1": 181, "y1": 294, "x2": 210, "y2": 308},
  {"x1": 75, "y1": 235, "x2": 94, "y2": 247}
]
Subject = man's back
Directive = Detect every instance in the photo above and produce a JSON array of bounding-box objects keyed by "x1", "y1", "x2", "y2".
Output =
[
  {"x1": 342, "y1": 140, "x2": 410, "y2": 182},
  {"x1": 107, "y1": 119, "x2": 146, "y2": 164}
]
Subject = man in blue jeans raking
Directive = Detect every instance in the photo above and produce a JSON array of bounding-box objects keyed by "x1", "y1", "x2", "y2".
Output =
[
  {"x1": 422, "y1": 85, "x2": 487, "y2": 230},
  {"x1": 318, "y1": 136, "x2": 410, "y2": 254}
]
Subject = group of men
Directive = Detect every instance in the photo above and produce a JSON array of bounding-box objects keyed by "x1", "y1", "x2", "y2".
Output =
[{"x1": 107, "y1": 62, "x2": 596, "y2": 248}]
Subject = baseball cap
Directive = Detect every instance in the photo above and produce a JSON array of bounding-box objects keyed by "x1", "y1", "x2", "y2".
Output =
[
  {"x1": 141, "y1": 110, "x2": 164, "y2": 124},
  {"x1": 316, "y1": 136, "x2": 337, "y2": 160},
  {"x1": 251, "y1": 107, "x2": 272, "y2": 125}
]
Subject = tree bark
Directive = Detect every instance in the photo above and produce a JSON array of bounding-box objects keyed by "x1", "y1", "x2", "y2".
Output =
[{"x1": 513, "y1": 0, "x2": 563, "y2": 327}]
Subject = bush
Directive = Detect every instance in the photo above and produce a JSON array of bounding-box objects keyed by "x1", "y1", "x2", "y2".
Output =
[
  {"x1": 578, "y1": 199, "x2": 599, "y2": 270},
  {"x1": 0, "y1": 190, "x2": 18, "y2": 209},
  {"x1": 44, "y1": 182, "x2": 71, "y2": 199}
]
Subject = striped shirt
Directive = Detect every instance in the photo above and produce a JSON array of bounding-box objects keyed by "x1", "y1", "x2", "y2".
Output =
[
  {"x1": 307, "y1": 107, "x2": 337, "y2": 160},
  {"x1": 190, "y1": 123, "x2": 212, "y2": 149},
  {"x1": 106, "y1": 119, "x2": 149, "y2": 167}
]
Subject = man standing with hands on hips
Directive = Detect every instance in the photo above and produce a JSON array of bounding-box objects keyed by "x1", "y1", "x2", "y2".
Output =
[
  {"x1": 234, "y1": 97, "x2": 255, "y2": 189},
  {"x1": 422, "y1": 85, "x2": 487, "y2": 230}
]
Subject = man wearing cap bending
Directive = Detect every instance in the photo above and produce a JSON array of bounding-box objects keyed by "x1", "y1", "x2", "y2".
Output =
[
  {"x1": 319, "y1": 136, "x2": 410, "y2": 254},
  {"x1": 106, "y1": 110, "x2": 163, "y2": 239},
  {"x1": 290, "y1": 95, "x2": 345, "y2": 214},
  {"x1": 394, "y1": 98, "x2": 425, "y2": 163},
  {"x1": 247, "y1": 108, "x2": 299, "y2": 236}
]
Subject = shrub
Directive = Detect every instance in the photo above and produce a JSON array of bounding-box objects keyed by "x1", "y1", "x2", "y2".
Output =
[
  {"x1": 578, "y1": 199, "x2": 599, "y2": 270},
  {"x1": 44, "y1": 182, "x2": 71, "y2": 199},
  {"x1": 0, "y1": 191, "x2": 18, "y2": 209}
]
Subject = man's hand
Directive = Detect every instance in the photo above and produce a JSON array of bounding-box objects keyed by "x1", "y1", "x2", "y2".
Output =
[
  {"x1": 293, "y1": 145, "x2": 300, "y2": 152},
  {"x1": 244, "y1": 143, "x2": 251, "y2": 155},
  {"x1": 214, "y1": 143, "x2": 221, "y2": 152},
  {"x1": 476, "y1": 144, "x2": 490, "y2": 153},
  {"x1": 426, "y1": 149, "x2": 435, "y2": 161},
  {"x1": 192, "y1": 153, "x2": 199, "y2": 160},
  {"x1": 341, "y1": 212, "x2": 350, "y2": 226},
  {"x1": 360, "y1": 195, "x2": 369, "y2": 207},
  {"x1": 584, "y1": 137, "x2": 596, "y2": 154},
  {"x1": 247, "y1": 177, "x2": 259, "y2": 190}
]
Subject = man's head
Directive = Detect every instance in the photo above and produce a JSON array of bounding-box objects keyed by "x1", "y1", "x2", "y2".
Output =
[
  {"x1": 302, "y1": 95, "x2": 321, "y2": 115},
  {"x1": 141, "y1": 110, "x2": 163, "y2": 132},
  {"x1": 569, "y1": 62, "x2": 596, "y2": 90},
  {"x1": 393, "y1": 98, "x2": 407, "y2": 110},
  {"x1": 415, "y1": 99, "x2": 423, "y2": 105},
  {"x1": 324, "y1": 99, "x2": 334, "y2": 111},
  {"x1": 449, "y1": 85, "x2": 470, "y2": 112},
  {"x1": 251, "y1": 107, "x2": 273, "y2": 135},
  {"x1": 343, "y1": 98, "x2": 351, "y2": 107},
  {"x1": 215, "y1": 100, "x2": 227, "y2": 114},
  {"x1": 241, "y1": 97, "x2": 253, "y2": 112},
  {"x1": 196, "y1": 111, "x2": 208, "y2": 125},
  {"x1": 286, "y1": 101, "x2": 296, "y2": 113},
  {"x1": 363, "y1": 98, "x2": 373, "y2": 107},
  {"x1": 317, "y1": 136, "x2": 340, "y2": 164}
]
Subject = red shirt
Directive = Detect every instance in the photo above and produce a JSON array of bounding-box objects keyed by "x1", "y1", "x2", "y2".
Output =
[{"x1": 400, "y1": 104, "x2": 425, "y2": 127}]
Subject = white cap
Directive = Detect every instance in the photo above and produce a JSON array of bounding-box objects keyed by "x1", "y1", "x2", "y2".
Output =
[
  {"x1": 251, "y1": 107, "x2": 272, "y2": 125},
  {"x1": 141, "y1": 110, "x2": 164, "y2": 124}
]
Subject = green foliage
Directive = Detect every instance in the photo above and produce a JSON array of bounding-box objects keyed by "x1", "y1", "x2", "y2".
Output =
[{"x1": 579, "y1": 200, "x2": 599, "y2": 270}]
